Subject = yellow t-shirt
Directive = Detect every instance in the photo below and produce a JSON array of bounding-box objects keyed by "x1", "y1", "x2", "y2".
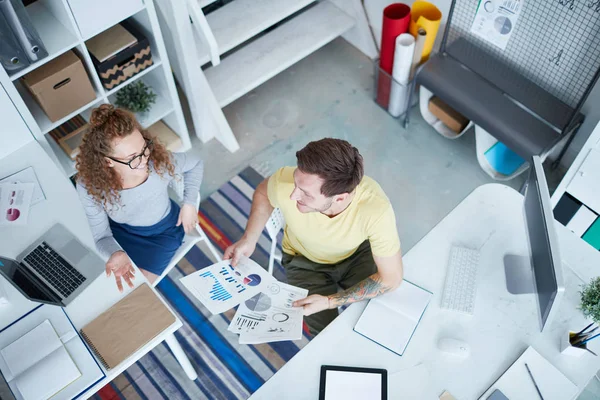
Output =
[{"x1": 267, "y1": 167, "x2": 401, "y2": 264}]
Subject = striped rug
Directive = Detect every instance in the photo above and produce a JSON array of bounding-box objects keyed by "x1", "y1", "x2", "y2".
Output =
[{"x1": 91, "y1": 167, "x2": 311, "y2": 400}]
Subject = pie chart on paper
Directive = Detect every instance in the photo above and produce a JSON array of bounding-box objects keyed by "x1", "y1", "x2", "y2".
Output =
[
  {"x1": 6, "y1": 208, "x2": 20, "y2": 222},
  {"x1": 243, "y1": 274, "x2": 262, "y2": 287}
]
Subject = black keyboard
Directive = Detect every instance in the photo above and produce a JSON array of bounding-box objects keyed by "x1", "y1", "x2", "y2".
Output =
[{"x1": 23, "y1": 242, "x2": 86, "y2": 298}]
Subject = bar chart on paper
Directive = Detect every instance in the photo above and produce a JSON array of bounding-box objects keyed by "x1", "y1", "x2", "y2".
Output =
[
  {"x1": 180, "y1": 257, "x2": 273, "y2": 315},
  {"x1": 201, "y1": 265, "x2": 248, "y2": 302}
]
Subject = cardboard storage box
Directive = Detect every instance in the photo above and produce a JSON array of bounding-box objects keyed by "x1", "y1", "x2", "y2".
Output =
[
  {"x1": 428, "y1": 96, "x2": 469, "y2": 134},
  {"x1": 22, "y1": 51, "x2": 96, "y2": 122},
  {"x1": 147, "y1": 120, "x2": 182, "y2": 151},
  {"x1": 87, "y1": 21, "x2": 153, "y2": 90}
]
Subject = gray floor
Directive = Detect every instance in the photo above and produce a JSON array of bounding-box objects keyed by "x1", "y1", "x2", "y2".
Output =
[{"x1": 193, "y1": 38, "x2": 534, "y2": 252}]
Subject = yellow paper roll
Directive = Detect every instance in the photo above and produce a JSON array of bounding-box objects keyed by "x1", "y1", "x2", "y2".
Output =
[{"x1": 409, "y1": 1, "x2": 442, "y2": 63}]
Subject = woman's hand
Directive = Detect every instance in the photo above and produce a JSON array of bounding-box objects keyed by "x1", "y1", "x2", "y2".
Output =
[
  {"x1": 177, "y1": 203, "x2": 198, "y2": 234},
  {"x1": 106, "y1": 250, "x2": 135, "y2": 292}
]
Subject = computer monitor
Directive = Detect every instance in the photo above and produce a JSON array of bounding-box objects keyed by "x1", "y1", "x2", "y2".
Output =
[{"x1": 504, "y1": 155, "x2": 564, "y2": 332}]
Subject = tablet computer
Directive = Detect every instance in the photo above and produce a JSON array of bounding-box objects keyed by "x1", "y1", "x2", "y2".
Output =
[{"x1": 319, "y1": 365, "x2": 387, "y2": 400}]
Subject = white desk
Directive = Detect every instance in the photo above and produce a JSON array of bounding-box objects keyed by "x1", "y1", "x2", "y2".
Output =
[
  {"x1": 250, "y1": 184, "x2": 600, "y2": 399},
  {"x1": 0, "y1": 142, "x2": 194, "y2": 399}
]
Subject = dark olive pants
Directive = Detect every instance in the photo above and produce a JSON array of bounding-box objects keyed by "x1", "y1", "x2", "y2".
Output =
[{"x1": 282, "y1": 240, "x2": 377, "y2": 337}]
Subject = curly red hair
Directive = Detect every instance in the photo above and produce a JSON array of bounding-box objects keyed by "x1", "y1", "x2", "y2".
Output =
[{"x1": 76, "y1": 104, "x2": 175, "y2": 207}]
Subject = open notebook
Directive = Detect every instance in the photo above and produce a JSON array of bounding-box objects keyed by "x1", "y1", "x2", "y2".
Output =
[
  {"x1": 354, "y1": 280, "x2": 432, "y2": 356},
  {"x1": 1, "y1": 320, "x2": 81, "y2": 400}
]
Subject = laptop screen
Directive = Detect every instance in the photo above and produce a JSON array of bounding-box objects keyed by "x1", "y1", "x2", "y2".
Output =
[{"x1": 0, "y1": 256, "x2": 61, "y2": 305}]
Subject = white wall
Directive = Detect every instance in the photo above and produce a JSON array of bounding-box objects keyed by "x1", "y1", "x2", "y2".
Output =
[{"x1": 362, "y1": 0, "x2": 598, "y2": 169}]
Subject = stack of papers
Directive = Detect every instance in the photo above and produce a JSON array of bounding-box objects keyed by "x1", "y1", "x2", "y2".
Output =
[
  {"x1": 229, "y1": 281, "x2": 307, "y2": 344},
  {"x1": 180, "y1": 258, "x2": 307, "y2": 344},
  {"x1": 1, "y1": 320, "x2": 81, "y2": 400}
]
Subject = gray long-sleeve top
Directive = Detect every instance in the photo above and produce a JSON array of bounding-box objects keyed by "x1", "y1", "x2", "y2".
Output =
[{"x1": 76, "y1": 152, "x2": 204, "y2": 259}]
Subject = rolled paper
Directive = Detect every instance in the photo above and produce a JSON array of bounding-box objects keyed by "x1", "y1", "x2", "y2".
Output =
[
  {"x1": 409, "y1": 28, "x2": 427, "y2": 79},
  {"x1": 377, "y1": 3, "x2": 411, "y2": 108},
  {"x1": 409, "y1": 1, "x2": 442, "y2": 63},
  {"x1": 388, "y1": 33, "x2": 415, "y2": 117}
]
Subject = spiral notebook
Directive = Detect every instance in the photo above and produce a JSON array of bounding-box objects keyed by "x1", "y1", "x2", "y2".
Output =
[{"x1": 80, "y1": 284, "x2": 175, "y2": 369}]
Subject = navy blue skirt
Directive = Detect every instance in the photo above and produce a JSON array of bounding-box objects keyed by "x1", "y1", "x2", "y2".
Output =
[{"x1": 109, "y1": 199, "x2": 185, "y2": 275}]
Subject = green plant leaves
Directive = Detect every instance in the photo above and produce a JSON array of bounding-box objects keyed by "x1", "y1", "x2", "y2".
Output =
[
  {"x1": 581, "y1": 277, "x2": 600, "y2": 323},
  {"x1": 115, "y1": 80, "x2": 157, "y2": 113}
]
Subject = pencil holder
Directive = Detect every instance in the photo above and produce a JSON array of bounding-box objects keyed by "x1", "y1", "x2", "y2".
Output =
[{"x1": 561, "y1": 331, "x2": 589, "y2": 357}]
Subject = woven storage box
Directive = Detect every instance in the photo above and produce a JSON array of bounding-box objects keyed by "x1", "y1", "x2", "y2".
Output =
[{"x1": 88, "y1": 21, "x2": 153, "y2": 90}]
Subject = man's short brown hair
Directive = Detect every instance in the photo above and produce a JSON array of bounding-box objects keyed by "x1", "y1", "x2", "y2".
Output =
[{"x1": 296, "y1": 138, "x2": 364, "y2": 197}]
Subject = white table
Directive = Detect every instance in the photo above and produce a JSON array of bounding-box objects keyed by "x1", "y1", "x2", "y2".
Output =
[
  {"x1": 0, "y1": 142, "x2": 196, "y2": 399},
  {"x1": 250, "y1": 184, "x2": 600, "y2": 399}
]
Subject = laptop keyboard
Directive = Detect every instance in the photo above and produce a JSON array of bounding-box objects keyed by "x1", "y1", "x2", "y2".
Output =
[{"x1": 23, "y1": 242, "x2": 86, "y2": 298}]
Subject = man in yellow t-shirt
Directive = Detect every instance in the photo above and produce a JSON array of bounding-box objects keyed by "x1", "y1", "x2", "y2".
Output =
[{"x1": 224, "y1": 138, "x2": 404, "y2": 336}]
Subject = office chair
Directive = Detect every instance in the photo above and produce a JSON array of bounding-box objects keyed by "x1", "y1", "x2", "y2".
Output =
[{"x1": 266, "y1": 208, "x2": 285, "y2": 275}]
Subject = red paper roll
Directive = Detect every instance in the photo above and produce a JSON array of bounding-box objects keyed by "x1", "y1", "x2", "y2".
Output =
[{"x1": 377, "y1": 3, "x2": 411, "y2": 109}]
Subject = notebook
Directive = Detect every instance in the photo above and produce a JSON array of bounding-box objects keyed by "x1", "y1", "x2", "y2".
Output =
[
  {"x1": 354, "y1": 280, "x2": 432, "y2": 356},
  {"x1": 479, "y1": 347, "x2": 578, "y2": 400},
  {"x1": 80, "y1": 284, "x2": 176, "y2": 369},
  {"x1": 484, "y1": 141, "x2": 525, "y2": 176},
  {"x1": 86, "y1": 24, "x2": 137, "y2": 63},
  {"x1": 1, "y1": 320, "x2": 81, "y2": 400}
]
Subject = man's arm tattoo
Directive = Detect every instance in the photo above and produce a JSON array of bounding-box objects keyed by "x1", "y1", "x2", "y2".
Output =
[{"x1": 329, "y1": 274, "x2": 394, "y2": 308}]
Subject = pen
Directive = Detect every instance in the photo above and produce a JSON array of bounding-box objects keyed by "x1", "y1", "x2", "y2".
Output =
[
  {"x1": 585, "y1": 348, "x2": 598, "y2": 357},
  {"x1": 577, "y1": 332, "x2": 600, "y2": 346},
  {"x1": 575, "y1": 323, "x2": 594, "y2": 337},
  {"x1": 525, "y1": 363, "x2": 544, "y2": 400},
  {"x1": 572, "y1": 328, "x2": 599, "y2": 346},
  {"x1": 573, "y1": 326, "x2": 597, "y2": 342}
]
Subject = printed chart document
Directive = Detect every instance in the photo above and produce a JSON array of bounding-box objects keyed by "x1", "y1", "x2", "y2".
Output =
[
  {"x1": 180, "y1": 257, "x2": 276, "y2": 314},
  {"x1": 0, "y1": 167, "x2": 45, "y2": 205},
  {"x1": 228, "y1": 281, "x2": 308, "y2": 344},
  {"x1": 1, "y1": 319, "x2": 81, "y2": 400},
  {"x1": 470, "y1": 0, "x2": 523, "y2": 50},
  {"x1": 0, "y1": 182, "x2": 34, "y2": 226},
  {"x1": 354, "y1": 280, "x2": 432, "y2": 356}
]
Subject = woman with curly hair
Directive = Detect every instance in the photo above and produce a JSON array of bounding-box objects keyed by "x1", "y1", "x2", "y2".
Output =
[{"x1": 76, "y1": 104, "x2": 203, "y2": 291}]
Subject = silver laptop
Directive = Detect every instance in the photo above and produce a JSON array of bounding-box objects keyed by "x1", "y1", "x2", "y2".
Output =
[{"x1": 0, "y1": 224, "x2": 104, "y2": 306}]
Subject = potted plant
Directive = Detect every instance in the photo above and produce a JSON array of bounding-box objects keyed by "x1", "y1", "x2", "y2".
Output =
[
  {"x1": 115, "y1": 80, "x2": 157, "y2": 115},
  {"x1": 562, "y1": 277, "x2": 600, "y2": 356},
  {"x1": 581, "y1": 277, "x2": 600, "y2": 323}
]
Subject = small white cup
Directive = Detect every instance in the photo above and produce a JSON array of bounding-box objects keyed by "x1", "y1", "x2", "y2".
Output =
[{"x1": 561, "y1": 331, "x2": 589, "y2": 357}]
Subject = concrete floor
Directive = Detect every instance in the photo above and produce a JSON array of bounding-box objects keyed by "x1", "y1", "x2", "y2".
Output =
[{"x1": 192, "y1": 38, "x2": 530, "y2": 252}]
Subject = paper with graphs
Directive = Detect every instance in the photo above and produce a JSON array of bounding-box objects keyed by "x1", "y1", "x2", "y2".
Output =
[
  {"x1": 180, "y1": 257, "x2": 275, "y2": 315},
  {"x1": 228, "y1": 281, "x2": 308, "y2": 344}
]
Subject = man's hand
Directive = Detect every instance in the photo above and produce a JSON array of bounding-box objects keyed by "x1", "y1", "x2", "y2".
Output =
[
  {"x1": 293, "y1": 294, "x2": 331, "y2": 316},
  {"x1": 106, "y1": 250, "x2": 135, "y2": 292},
  {"x1": 177, "y1": 203, "x2": 198, "y2": 234},
  {"x1": 223, "y1": 237, "x2": 257, "y2": 266}
]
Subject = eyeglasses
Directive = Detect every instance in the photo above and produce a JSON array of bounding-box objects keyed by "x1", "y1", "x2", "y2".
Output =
[{"x1": 106, "y1": 139, "x2": 153, "y2": 169}]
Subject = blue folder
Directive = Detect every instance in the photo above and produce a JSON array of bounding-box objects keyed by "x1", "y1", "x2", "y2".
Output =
[{"x1": 484, "y1": 141, "x2": 525, "y2": 176}]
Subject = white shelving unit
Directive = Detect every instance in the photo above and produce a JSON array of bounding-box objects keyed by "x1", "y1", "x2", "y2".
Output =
[
  {"x1": 0, "y1": 0, "x2": 190, "y2": 178},
  {"x1": 154, "y1": 0, "x2": 376, "y2": 153}
]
